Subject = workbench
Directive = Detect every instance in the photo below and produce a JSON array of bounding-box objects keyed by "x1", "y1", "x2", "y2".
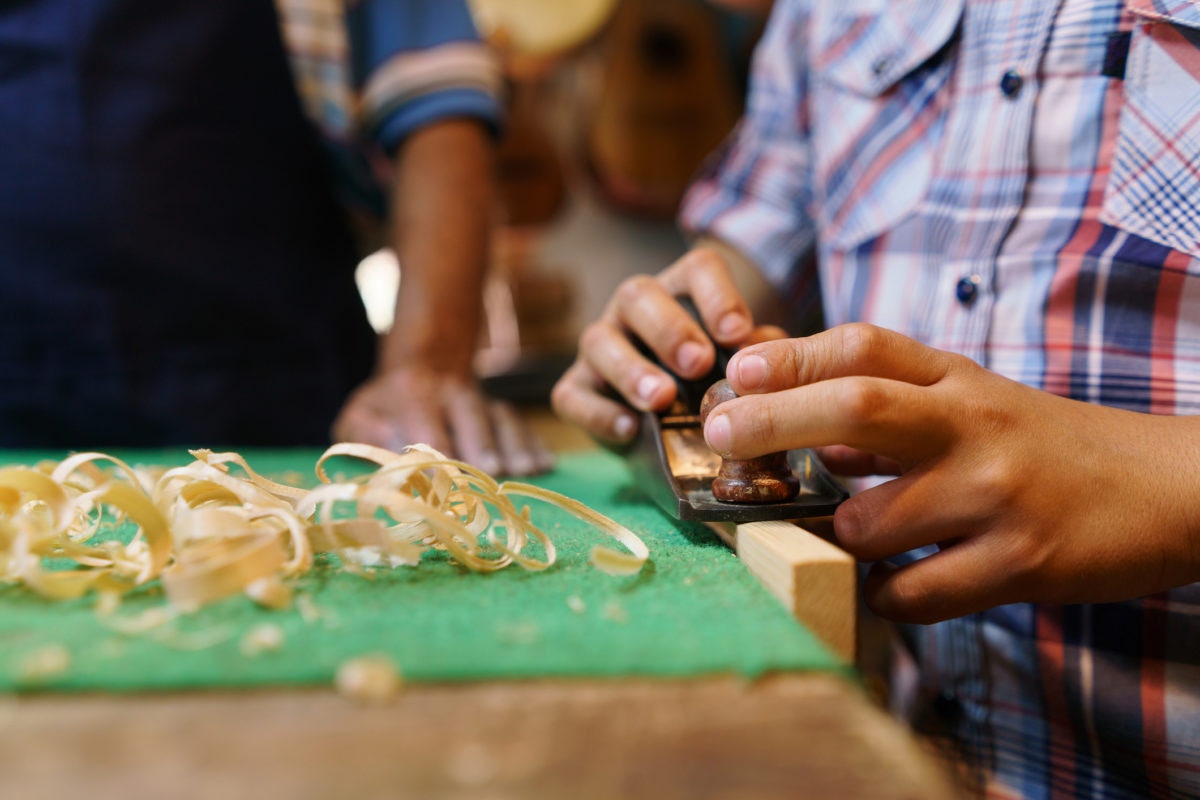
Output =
[{"x1": 0, "y1": 413, "x2": 958, "y2": 799}]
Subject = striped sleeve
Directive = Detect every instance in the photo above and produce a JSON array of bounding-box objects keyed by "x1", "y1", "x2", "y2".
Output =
[
  {"x1": 345, "y1": 0, "x2": 502, "y2": 153},
  {"x1": 678, "y1": 1, "x2": 818, "y2": 302}
]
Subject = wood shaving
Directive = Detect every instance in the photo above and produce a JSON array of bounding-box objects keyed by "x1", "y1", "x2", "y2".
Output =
[
  {"x1": 240, "y1": 623, "x2": 286, "y2": 657},
  {"x1": 0, "y1": 444, "x2": 649, "y2": 619},
  {"x1": 244, "y1": 576, "x2": 293, "y2": 610},
  {"x1": 335, "y1": 655, "x2": 401, "y2": 703},
  {"x1": 602, "y1": 599, "x2": 629, "y2": 624},
  {"x1": 295, "y1": 593, "x2": 334, "y2": 627},
  {"x1": 16, "y1": 644, "x2": 71, "y2": 682}
]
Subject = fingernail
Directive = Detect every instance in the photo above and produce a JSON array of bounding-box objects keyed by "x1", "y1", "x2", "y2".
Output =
[
  {"x1": 736, "y1": 354, "x2": 768, "y2": 390},
  {"x1": 717, "y1": 311, "x2": 748, "y2": 338},
  {"x1": 676, "y1": 341, "x2": 707, "y2": 374},
  {"x1": 613, "y1": 414, "x2": 636, "y2": 441},
  {"x1": 508, "y1": 453, "x2": 535, "y2": 476},
  {"x1": 636, "y1": 374, "x2": 662, "y2": 404},
  {"x1": 477, "y1": 453, "x2": 502, "y2": 475},
  {"x1": 705, "y1": 413, "x2": 732, "y2": 456}
]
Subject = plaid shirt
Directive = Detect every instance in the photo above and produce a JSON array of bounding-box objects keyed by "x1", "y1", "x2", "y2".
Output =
[
  {"x1": 682, "y1": 0, "x2": 1200, "y2": 797},
  {"x1": 274, "y1": 0, "x2": 501, "y2": 226}
]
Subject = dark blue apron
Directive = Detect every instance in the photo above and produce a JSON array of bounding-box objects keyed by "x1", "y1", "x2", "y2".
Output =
[{"x1": 0, "y1": 0, "x2": 376, "y2": 447}]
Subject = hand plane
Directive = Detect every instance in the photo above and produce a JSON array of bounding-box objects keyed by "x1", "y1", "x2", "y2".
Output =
[{"x1": 626, "y1": 301, "x2": 847, "y2": 523}]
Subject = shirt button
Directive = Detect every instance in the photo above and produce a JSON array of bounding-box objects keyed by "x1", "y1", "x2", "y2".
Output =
[
  {"x1": 999, "y1": 69, "x2": 1023, "y2": 98},
  {"x1": 934, "y1": 690, "x2": 963, "y2": 720},
  {"x1": 956, "y1": 275, "x2": 980, "y2": 305}
]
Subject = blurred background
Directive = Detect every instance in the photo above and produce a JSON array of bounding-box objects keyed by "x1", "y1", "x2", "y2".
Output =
[{"x1": 356, "y1": 0, "x2": 773, "y2": 403}]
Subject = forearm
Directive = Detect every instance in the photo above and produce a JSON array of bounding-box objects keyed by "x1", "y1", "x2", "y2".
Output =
[
  {"x1": 379, "y1": 118, "x2": 496, "y2": 376},
  {"x1": 1149, "y1": 414, "x2": 1200, "y2": 590}
]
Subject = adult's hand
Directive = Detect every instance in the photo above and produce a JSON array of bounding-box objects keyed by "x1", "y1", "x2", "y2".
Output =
[
  {"x1": 332, "y1": 365, "x2": 552, "y2": 477},
  {"x1": 341, "y1": 119, "x2": 554, "y2": 476},
  {"x1": 702, "y1": 323, "x2": 1200, "y2": 623},
  {"x1": 551, "y1": 246, "x2": 787, "y2": 445}
]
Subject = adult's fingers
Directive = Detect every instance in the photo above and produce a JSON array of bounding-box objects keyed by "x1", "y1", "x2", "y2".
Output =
[
  {"x1": 387, "y1": 403, "x2": 454, "y2": 456},
  {"x1": 487, "y1": 399, "x2": 554, "y2": 476},
  {"x1": 444, "y1": 385, "x2": 501, "y2": 475},
  {"x1": 331, "y1": 404, "x2": 399, "y2": 450},
  {"x1": 726, "y1": 323, "x2": 959, "y2": 396},
  {"x1": 335, "y1": 396, "x2": 455, "y2": 456}
]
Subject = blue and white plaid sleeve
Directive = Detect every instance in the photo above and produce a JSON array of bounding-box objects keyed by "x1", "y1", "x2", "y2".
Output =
[{"x1": 346, "y1": 0, "x2": 502, "y2": 154}]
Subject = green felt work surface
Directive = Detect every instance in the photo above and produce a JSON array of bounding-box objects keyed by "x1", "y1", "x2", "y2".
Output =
[{"x1": 0, "y1": 448, "x2": 845, "y2": 692}]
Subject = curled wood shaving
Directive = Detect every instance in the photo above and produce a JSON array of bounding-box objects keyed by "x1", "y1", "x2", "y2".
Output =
[
  {"x1": 0, "y1": 444, "x2": 648, "y2": 618},
  {"x1": 245, "y1": 576, "x2": 293, "y2": 610}
]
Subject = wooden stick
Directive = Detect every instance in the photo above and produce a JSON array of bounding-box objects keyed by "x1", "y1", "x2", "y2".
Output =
[{"x1": 708, "y1": 520, "x2": 856, "y2": 663}]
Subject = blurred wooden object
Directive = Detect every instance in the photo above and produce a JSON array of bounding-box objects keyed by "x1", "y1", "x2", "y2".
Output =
[
  {"x1": 738, "y1": 521, "x2": 856, "y2": 662},
  {"x1": 705, "y1": 519, "x2": 855, "y2": 663},
  {"x1": 0, "y1": 675, "x2": 959, "y2": 800},
  {"x1": 469, "y1": 1, "x2": 622, "y2": 392},
  {"x1": 471, "y1": 0, "x2": 617, "y2": 228},
  {"x1": 587, "y1": 0, "x2": 742, "y2": 217},
  {"x1": 469, "y1": 0, "x2": 619, "y2": 78},
  {"x1": 495, "y1": 80, "x2": 567, "y2": 229}
]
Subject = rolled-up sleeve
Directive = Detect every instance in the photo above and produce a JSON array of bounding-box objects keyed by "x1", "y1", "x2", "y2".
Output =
[
  {"x1": 679, "y1": 1, "x2": 816, "y2": 299},
  {"x1": 346, "y1": 0, "x2": 503, "y2": 153}
]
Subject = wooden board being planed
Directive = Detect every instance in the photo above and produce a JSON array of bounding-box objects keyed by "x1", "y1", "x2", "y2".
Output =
[{"x1": 708, "y1": 519, "x2": 856, "y2": 663}]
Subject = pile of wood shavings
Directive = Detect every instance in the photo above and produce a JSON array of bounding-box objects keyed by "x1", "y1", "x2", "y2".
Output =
[{"x1": 0, "y1": 443, "x2": 649, "y2": 619}]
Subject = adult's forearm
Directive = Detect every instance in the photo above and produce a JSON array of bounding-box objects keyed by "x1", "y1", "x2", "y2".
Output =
[{"x1": 380, "y1": 118, "x2": 496, "y2": 376}]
